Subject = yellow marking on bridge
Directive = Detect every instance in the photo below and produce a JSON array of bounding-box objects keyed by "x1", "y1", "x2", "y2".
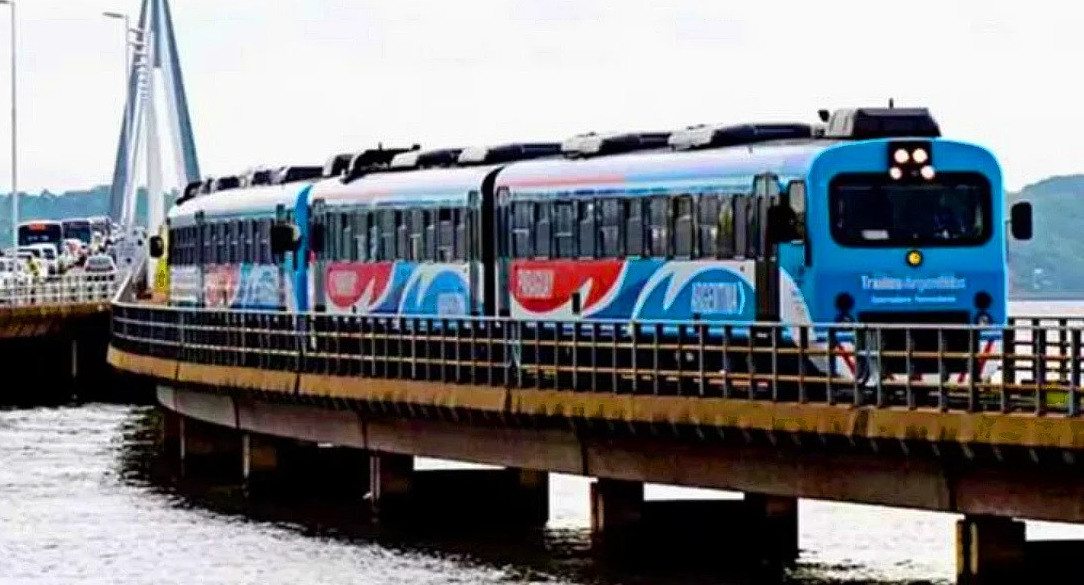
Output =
[{"x1": 108, "y1": 346, "x2": 1084, "y2": 451}]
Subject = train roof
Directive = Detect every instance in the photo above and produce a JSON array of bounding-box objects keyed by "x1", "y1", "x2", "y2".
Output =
[
  {"x1": 312, "y1": 164, "x2": 502, "y2": 207},
  {"x1": 495, "y1": 139, "x2": 834, "y2": 195},
  {"x1": 168, "y1": 182, "x2": 309, "y2": 225}
]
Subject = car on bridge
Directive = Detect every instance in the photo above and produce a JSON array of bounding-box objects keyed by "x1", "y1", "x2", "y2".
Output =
[{"x1": 83, "y1": 254, "x2": 117, "y2": 275}]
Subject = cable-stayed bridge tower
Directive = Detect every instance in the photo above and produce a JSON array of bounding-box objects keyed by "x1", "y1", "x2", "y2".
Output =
[{"x1": 107, "y1": 0, "x2": 199, "y2": 275}]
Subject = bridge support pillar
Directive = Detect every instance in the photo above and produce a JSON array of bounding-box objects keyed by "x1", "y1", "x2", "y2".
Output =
[
  {"x1": 956, "y1": 515, "x2": 1025, "y2": 585},
  {"x1": 241, "y1": 437, "x2": 369, "y2": 500},
  {"x1": 744, "y1": 493, "x2": 799, "y2": 562},
  {"x1": 590, "y1": 478, "x2": 644, "y2": 535},
  {"x1": 179, "y1": 417, "x2": 241, "y2": 480},
  {"x1": 367, "y1": 453, "x2": 414, "y2": 518},
  {"x1": 590, "y1": 481, "x2": 800, "y2": 563},
  {"x1": 242, "y1": 432, "x2": 280, "y2": 490},
  {"x1": 160, "y1": 408, "x2": 182, "y2": 461}
]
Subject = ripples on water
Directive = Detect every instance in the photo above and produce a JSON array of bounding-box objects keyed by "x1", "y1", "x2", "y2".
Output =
[{"x1": 2, "y1": 301, "x2": 1084, "y2": 585}]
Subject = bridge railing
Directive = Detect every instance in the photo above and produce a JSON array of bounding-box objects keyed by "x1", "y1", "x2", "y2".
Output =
[
  {"x1": 0, "y1": 273, "x2": 118, "y2": 307},
  {"x1": 110, "y1": 304, "x2": 1084, "y2": 416}
]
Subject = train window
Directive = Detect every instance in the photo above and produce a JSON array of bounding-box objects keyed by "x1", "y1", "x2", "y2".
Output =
[
  {"x1": 233, "y1": 221, "x2": 241, "y2": 264},
  {"x1": 379, "y1": 210, "x2": 396, "y2": 261},
  {"x1": 733, "y1": 195, "x2": 747, "y2": 258},
  {"x1": 396, "y1": 211, "x2": 409, "y2": 261},
  {"x1": 352, "y1": 212, "x2": 366, "y2": 262},
  {"x1": 647, "y1": 197, "x2": 669, "y2": 257},
  {"x1": 341, "y1": 212, "x2": 354, "y2": 262},
  {"x1": 746, "y1": 196, "x2": 761, "y2": 258},
  {"x1": 325, "y1": 213, "x2": 338, "y2": 261},
  {"x1": 438, "y1": 209, "x2": 454, "y2": 262},
  {"x1": 228, "y1": 221, "x2": 237, "y2": 264},
  {"x1": 219, "y1": 223, "x2": 228, "y2": 264},
  {"x1": 454, "y1": 208, "x2": 467, "y2": 261},
  {"x1": 214, "y1": 223, "x2": 224, "y2": 264},
  {"x1": 344, "y1": 212, "x2": 354, "y2": 261},
  {"x1": 673, "y1": 195, "x2": 694, "y2": 258},
  {"x1": 255, "y1": 220, "x2": 266, "y2": 264},
  {"x1": 206, "y1": 223, "x2": 215, "y2": 264},
  {"x1": 408, "y1": 209, "x2": 425, "y2": 262},
  {"x1": 224, "y1": 222, "x2": 232, "y2": 264},
  {"x1": 554, "y1": 201, "x2": 575, "y2": 259},
  {"x1": 535, "y1": 202, "x2": 551, "y2": 258},
  {"x1": 625, "y1": 199, "x2": 644, "y2": 257},
  {"x1": 578, "y1": 200, "x2": 597, "y2": 258},
  {"x1": 368, "y1": 218, "x2": 379, "y2": 261},
  {"x1": 698, "y1": 195, "x2": 719, "y2": 258},
  {"x1": 424, "y1": 210, "x2": 437, "y2": 261},
  {"x1": 512, "y1": 202, "x2": 533, "y2": 258},
  {"x1": 599, "y1": 199, "x2": 622, "y2": 257},
  {"x1": 718, "y1": 194, "x2": 735, "y2": 258}
]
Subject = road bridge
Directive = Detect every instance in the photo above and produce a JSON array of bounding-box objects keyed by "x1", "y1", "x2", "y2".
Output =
[
  {"x1": 0, "y1": 272, "x2": 121, "y2": 402},
  {"x1": 107, "y1": 302, "x2": 1084, "y2": 584}
]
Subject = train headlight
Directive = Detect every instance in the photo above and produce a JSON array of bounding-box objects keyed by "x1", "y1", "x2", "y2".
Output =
[
  {"x1": 906, "y1": 250, "x2": 923, "y2": 267},
  {"x1": 887, "y1": 141, "x2": 934, "y2": 181}
]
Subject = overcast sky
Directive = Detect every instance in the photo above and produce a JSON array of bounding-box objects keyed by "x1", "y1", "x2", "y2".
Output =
[{"x1": 0, "y1": 0, "x2": 1079, "y2": 193}]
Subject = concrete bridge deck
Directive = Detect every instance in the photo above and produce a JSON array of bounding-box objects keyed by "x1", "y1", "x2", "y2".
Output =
[{"x1": 107, "y1": 303, "x2": 1084, "y2": 584}]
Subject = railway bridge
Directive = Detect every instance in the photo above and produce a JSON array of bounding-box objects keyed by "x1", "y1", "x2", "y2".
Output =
[{"x1": 107, "y1": 301, "x2": 1084, "y2": 584}]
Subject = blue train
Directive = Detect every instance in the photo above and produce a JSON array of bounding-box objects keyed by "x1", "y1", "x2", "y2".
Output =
[{"x1": 154, "y1": 106, "x2": 1033, "y2": 383}]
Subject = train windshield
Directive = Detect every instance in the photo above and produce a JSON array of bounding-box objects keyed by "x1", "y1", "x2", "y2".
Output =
[
  {"x1": 829, "y1": 173, "x2": 992, "y2": 247},
  {"x1": 17, "y1": 223, "x2": 62, "y2": 247}
]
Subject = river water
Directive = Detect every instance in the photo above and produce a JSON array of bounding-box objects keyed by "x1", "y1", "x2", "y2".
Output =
[{"x1": 2, "y1": 301, "x2": 1084, "y2": 585}]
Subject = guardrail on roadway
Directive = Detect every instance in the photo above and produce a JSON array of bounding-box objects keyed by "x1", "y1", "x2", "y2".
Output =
[
  {"x1": 0, "y1": 273, "x2": 117, "y2": 307},
  {"x1": 111, "y1": 304, "x2": 1084, "y2": 417}
]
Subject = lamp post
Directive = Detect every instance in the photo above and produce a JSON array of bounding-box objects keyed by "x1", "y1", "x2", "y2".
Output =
[
  {"x1": 0, "y1": 0, "x2": 15, "y2": 248},
  {"x1": 102, "y1": 11, "x2": 130, "y2": 89}
]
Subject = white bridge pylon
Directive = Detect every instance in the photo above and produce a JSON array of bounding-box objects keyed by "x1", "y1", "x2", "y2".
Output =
[{"x1": 107, "y1": 0, "x2": 199, "y2": 272}]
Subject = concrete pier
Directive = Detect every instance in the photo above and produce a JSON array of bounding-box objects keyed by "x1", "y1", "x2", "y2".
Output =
[
  {"x1": 179, "y1": 416, "x2": 242, "y2": 480},
  {"x1": 956, "y1": 515, "x2": 1025, "y2": 585},
  {"x1": 590, "y1": 479, "x2": 799, "y2": 562},
  {"x1": 241, "y1": 436, "x2": 369, "y2": 500},
  {"x1": 367, "y1": 454, "x2": 549, "y2": 527},
  {"x1": 367, "y1": 452, "x2": 414, "y2": 518}
]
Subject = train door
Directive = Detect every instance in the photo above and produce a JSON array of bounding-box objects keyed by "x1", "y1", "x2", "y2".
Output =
[
  {"x1": 310, "y1": 198, "x2": 327, "y2": 312},
  {"x1": 752, "y1": 173, "x2": 781, "y2": 323}
]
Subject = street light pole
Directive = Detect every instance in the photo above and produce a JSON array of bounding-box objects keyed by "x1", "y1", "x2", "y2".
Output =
[
  {"x1": 0, "y1": 0, "x2": 16, "y2": 248},
  {"x1": 102, "y1": 11, "x2": 130, "y2": 89}
]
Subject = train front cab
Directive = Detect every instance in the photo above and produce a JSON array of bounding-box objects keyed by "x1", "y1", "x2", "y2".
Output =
[{"x1": 801, "y1": 138, "x2": 1033, "y2": 385}]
